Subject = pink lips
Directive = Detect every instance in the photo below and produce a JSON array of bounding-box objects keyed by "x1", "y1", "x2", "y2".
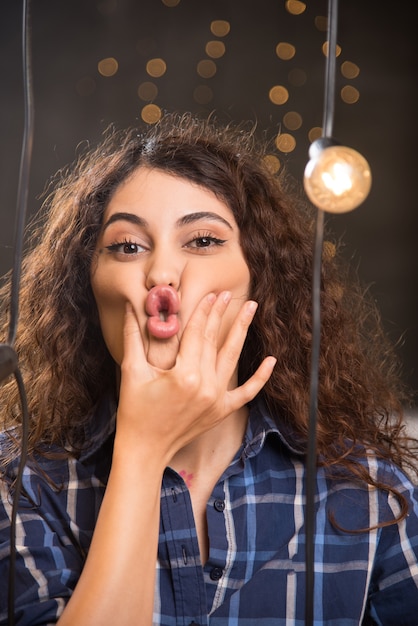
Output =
[{"x1": 145, "y1": 285, "x2": 180, "y2": 339}]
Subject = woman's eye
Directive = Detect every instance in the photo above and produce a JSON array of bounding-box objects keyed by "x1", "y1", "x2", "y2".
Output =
[
  {"x1": 187, "y1": 236, "x2": 226, "y2": 249},
  {"x1": 106, "y1": 241, "x2": 145, "y2": 255}
]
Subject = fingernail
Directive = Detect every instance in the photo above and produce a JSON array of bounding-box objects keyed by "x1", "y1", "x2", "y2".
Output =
[
  {"x1": 222, "y1": 291, "x2": 232, "y2": 303},
  {"x1": 267, "y1": 356, "x2": 277, "y2": 369},
  {"x1": 245, "y1": 300, "x2": 258, "y2": 316},
  {"x1": 207, "y1": 293, "x2": 216, "y2": 304}
]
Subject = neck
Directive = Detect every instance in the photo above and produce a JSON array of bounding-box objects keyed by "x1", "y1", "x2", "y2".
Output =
[{"x1": 169, "y1": 404, "x2": 249, "y2": 487}]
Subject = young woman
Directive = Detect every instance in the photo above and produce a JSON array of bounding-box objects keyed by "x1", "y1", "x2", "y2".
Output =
[{"x1": 1, "y1": 112, "x2": 417, "y2": 625}]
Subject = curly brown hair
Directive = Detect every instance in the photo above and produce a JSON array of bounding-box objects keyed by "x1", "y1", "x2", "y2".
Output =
[{"x1": 1, "y1": 112, "x2": 416, "y2": 499}]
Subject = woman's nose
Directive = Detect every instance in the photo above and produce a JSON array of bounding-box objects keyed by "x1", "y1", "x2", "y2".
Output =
[{"x1": 144, "y1": 248, "x2": 182, "y2": 290}]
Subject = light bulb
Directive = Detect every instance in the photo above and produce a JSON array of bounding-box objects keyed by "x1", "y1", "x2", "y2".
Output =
[{"x1": 303, "y1": 140, "x2": 372, "y2": 213}]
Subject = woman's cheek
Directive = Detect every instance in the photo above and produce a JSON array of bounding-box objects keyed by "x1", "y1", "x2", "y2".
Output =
[
  {"x1": 96, "y1": 298, "x2": 126, "y2": 365},
  {"x1": 91, "y1": 270, "x2": 131, "y2": 365}
]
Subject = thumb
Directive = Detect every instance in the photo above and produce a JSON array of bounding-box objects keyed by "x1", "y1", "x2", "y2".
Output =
[{"x1": 121, "y1": 302, "x2": 148, "y2": 373}]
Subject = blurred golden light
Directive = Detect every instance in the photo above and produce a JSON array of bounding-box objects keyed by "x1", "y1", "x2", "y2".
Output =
[
  {"x1": 197, "y1": 59, "x2": 217, "y2": 78},
  {"x1": 137, "y1": 81, "x2": 158, "y2": 102},
  {"x1": 275, "y1": 133, "x2": 296, "y2": 153},
  {"x1": 276, "y1": 42, "x2": 296, "y2": 60},
  {"x1": 285, "y1": 0, "x2": 306, "y2": 15},
  {"x1": 283, "y1": 111, "x2": 303, "y2": 130},
  {"x1": 205, "y1": 41, "x2": 226, "y2": 58},
  {"x1": 314, "y1": 15, "x2": 328, "y2": 31},
  {"x1": 269, "y1": 85, "x2": 289, "y2": 105},
  {"x1": 341, "y1": 61, "x2": 360, "y2": 79},
  {"x1": 76, "y1": 76, "x2": 96, "y2": 97},
  {"x1": 98, "y1": 57, "x2": 118, "y2": 77},
  {"x1": 146, "y1": 58, "x2": 167, "y2": 78},
  {"x1": 162, "y1": 0, "x2": 180, "y2": 6},
  {"x1": 341, "y1": 85, "x2": 360, "y2": 103},
  {"x1": 322, "y1": 41, "x2": 342, "y2": 57},
  {"x1": 141, "y1": 104, "x2": 162, "y2": 124},
  {"x1": 193, "y1": 85, "x2": 213, "y2": 104},
  {"x1": 263, "y1": 154, "x2": 281, "y2": 174},
  {"x1": 308, "y1": 126, "x2": 322, "y2": 143},
  {"x1": 288, "y1": 68, "x2": 307, "y2": 86},
  {"x1": 210, "y1": 20, "x2": 230, "y2": 37}
]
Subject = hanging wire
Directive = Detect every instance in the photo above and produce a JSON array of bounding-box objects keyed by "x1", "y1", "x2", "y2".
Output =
[
  {"x1": 322, "y1": 0, "x2": 338, "y2": 138},
  {"x1": 7, "y1": 0, "x2": 34, "y2": 348},
  {"x1": 304, "y1": 1, "x2": 339, "y2": 624},
  {"x1": 7, "y1": 371, "x2": 29, "y2": 626},
  {"x1": 3, "y1": 0, "x2": 34, "y2": 623}
]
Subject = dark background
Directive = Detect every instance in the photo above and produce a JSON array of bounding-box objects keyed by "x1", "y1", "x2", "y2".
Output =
[{"x1": 1, "y1": 1, "x2": 417, "y2": 401}]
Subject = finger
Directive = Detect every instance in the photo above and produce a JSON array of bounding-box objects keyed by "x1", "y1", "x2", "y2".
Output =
[
  {"x1": 226, "y1": 356, "x2": 277, "y2": 412},
  {"x1": 202, "y1": 291, "x2": 232, "y2": 346},
  {"x1": 197, "y1": 291, "x2": 234, "y2": 370},
  {"x1": 178, "y1": 291, "x2": 234, "y2": 374},
  {"x1": 176, "y1": 292, "x2": 217, "y2": 363},
  {"x1": 121, "y1": 302, "x2": 148, "y2": 373},
  {"x1": 215, "y1": 299, "x2": 258, "y2": 381}
]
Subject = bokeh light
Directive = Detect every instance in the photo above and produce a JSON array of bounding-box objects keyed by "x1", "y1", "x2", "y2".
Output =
[
  {"x1": 146, "y1": 58, "x2": 167, "y2": 78},
  {"x1": 341, "y1": 85, "x2": 360, "y2": 104},
  {"x1": 269, "y1": 85, "x2": 289, "y2": 105},
  {"x1": 308, "y1": 126, "x2": 323, "y2": 143},
  {"x1": 263, "y1": 154, "x2": 282, "y2": 173},
  {"x1": 197, "y1": 59, "x2": 217, "y2": 78},
  {"x1": 137, "y1": 81, "x2": 158, "y2": 102},
  {"x1": 141, "y1": 103, "x2": 162, "y2": 124},
  {"x1": 275, "y1": 133, "x2": 296, "y2": 153},
  {"x1": 341, "y1": 61, "x2": 360, "y2": 79},
  {"x1": 322, "y1": 41, "x2": 342, "y2": 57},
  {"x1": 276, "y1": 42, "x2": 296, "y2": 60},
  {"x1": 205, "y1": 41, "x2": 226, "y2": 58},
  {"x1": 210, "y1": 20, "x2": 230, "y2": 37},
  {"x1": 283, "y1": 111, "x2": 303, "y2": 131},
  {"x1": 285, "y1": 0, "x2": 306, "y2": 15},
  {"x1": 97, "y1": 57, "x2": 118, "y2": 77}
]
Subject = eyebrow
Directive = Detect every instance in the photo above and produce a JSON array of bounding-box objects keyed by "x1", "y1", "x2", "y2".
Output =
[
  {"x1": 176, "y1": 211, "x2": 233, "y2": 230},
  {"x1": 102, "y1": 212, "x2": 147, "y2": 231},
  {"x1": 102, "y1": 211, "x2": 233, "y2": 231}
]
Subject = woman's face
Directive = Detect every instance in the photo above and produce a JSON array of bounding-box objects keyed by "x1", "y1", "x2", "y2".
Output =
[{"x1": 90, "y1": 167, "x2": 250, "y2": 370}]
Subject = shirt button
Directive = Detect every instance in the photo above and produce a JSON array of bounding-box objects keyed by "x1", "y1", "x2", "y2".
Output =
[
  {"x1": 214, "y1": 499, "x2": 225, "y2": 512},
  {"x1": 210, "y1": 566, "x2": 223, "y2": 581}
]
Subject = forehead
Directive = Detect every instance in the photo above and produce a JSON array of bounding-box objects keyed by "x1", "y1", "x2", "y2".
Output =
[{"x1": 104, "y1": 167, "x2": 237, "y2": 225}]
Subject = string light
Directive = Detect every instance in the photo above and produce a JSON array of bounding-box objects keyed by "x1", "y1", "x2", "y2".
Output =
[
  {"x1": 303, "y1": 0, "x2": 371, "y2": 215},
  {"x1": 304, "y1": 138, "x2": 372, "y2": 213},
  {"x1": 302, "y1": 1, "x2": 373, "y2": 624}
]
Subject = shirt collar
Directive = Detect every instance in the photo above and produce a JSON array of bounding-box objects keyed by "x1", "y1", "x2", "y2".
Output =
[
  {"x1": 78, "y1": 393, "x2": 306, "y2": 463},
  {"x1": 243, "y1": 396, "x2": 306, "y2": 459}
]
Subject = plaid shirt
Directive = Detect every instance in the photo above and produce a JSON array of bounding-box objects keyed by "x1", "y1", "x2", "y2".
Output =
[{"x1": 1, "y1": 395, "x2": 417, "y2": 625}]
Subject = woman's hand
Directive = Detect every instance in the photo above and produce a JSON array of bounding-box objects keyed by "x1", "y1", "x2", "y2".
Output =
[
  {"x1": 59, "y1": 292, "x2": 275, "y2": 625},
  {"x1": 116, "y1": 290, "x2": 276, "y2": 464}
]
